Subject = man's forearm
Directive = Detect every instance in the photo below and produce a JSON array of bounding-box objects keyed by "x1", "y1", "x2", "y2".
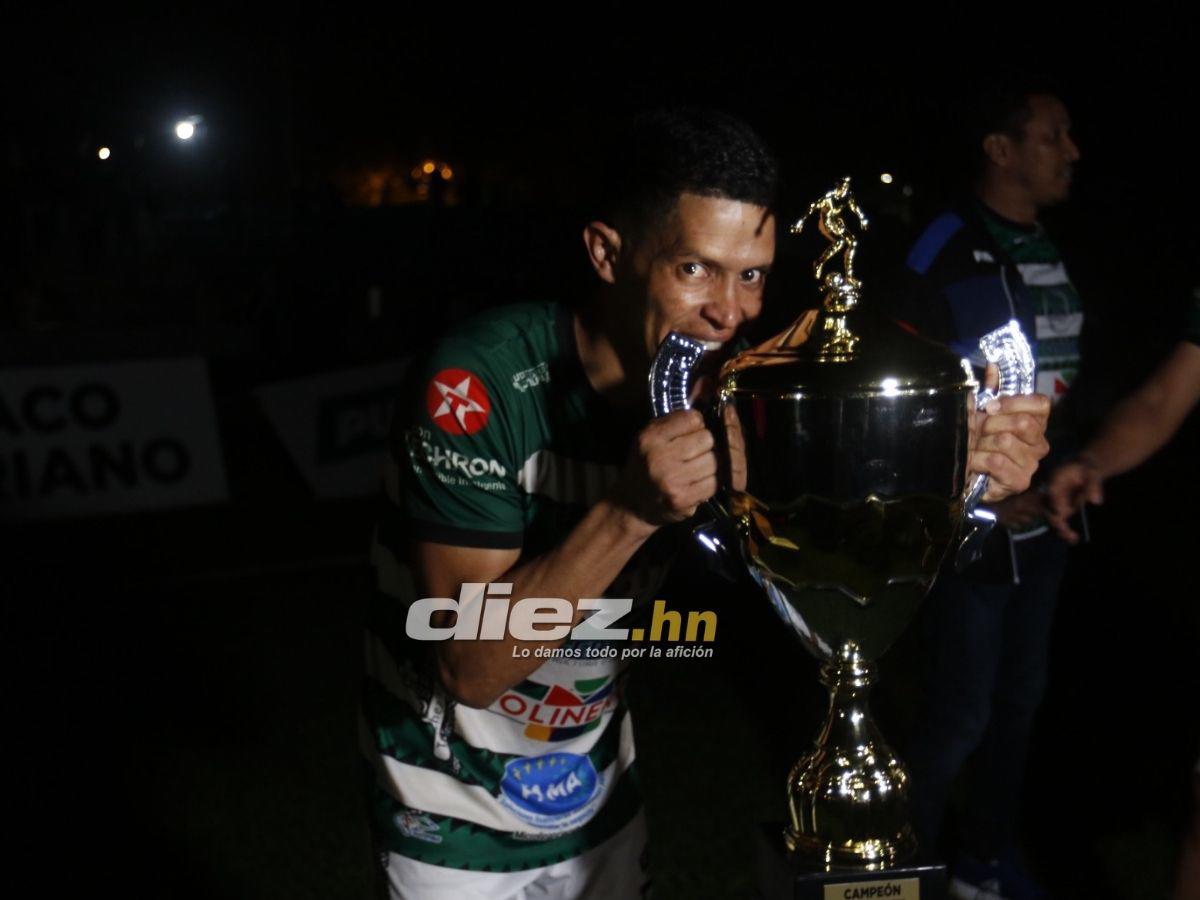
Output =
[
  {"x1": 1082, "y1": 342, "x2": 1200, "y2": 478},
  {"x1": 1081, "y1": 396, "x2": 1171, "y2": 478},
  {"x1": 432, "y1": 498, "x2": 655, "y2": 707}
]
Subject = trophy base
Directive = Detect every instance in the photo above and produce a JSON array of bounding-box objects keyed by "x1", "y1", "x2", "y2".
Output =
[{"x1": 756, "y1": 823, "x2": 947, "y2": 900}]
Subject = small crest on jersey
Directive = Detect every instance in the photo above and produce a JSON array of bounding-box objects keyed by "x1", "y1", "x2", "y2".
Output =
[
  {"x1": 427, "y1": 368, "x2": 491, "y2": 435},
  {"x1": 511, "y1": 361, "x2": 550, "y2": 393},
  {"x1": 393, "y1": 810, "x2": 443, "y2": 844}
]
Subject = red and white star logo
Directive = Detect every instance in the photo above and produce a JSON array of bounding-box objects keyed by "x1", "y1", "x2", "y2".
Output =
[{"x1": 426, "y1": 368, "x2": 491, "y2": 435}]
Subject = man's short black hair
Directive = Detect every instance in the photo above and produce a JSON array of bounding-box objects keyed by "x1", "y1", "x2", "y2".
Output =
[
  {"x1": 597, "y1": 107, "x2": 779, "y2": 237},
  {"x1": 965, "y1": 76, "x2": 1065, "y2": 175}
]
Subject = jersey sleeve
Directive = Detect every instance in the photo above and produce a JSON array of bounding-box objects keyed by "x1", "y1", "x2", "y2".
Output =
[{"x1": 379, "y1": 343, "x2": 525, "y2": 551}]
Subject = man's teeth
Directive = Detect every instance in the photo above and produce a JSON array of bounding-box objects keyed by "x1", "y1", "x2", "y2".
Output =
[{"x1": 701, "y1": 341, "x2": 724, "y2": 351}]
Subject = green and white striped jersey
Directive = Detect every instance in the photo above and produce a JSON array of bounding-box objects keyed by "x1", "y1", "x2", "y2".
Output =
[
  {"x1": 980, "y1": 211, "x2": 1086, "y2": 540},
  {"x1": 364, "y1": 302, "x2": 678, "y2": 871},
  {"x1": 980, "y1": 211, "x2": 1084, "y2": 404}
]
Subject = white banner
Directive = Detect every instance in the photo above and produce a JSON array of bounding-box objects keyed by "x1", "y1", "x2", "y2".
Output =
[
  {"x1": 0, "y1": 358, "x2": 228, "y2": 518},
  {"x1": 255, "y1": 360, "x2": 410, "y2": 499}
]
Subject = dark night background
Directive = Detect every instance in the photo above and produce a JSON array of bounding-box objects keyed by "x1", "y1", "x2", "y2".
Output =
[{"x1": 3, "y1": 13, "x2": 1197, "y2": 899}]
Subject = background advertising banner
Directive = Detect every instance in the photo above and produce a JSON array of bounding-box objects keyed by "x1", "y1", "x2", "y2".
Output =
[
  {"x1": 254, "y1": 360, "x2": 410, "y2": 499},
  {"x1": 0, "y1": 358, "x2": 228, "y2": 518}
]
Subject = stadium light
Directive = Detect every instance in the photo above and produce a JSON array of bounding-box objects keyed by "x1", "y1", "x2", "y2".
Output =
[{"x1": 173, "y1": 115, "x2": 204, "y2": 142}]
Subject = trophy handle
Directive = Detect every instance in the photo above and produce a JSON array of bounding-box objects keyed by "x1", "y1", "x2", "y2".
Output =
[
  {"x1": 649, "y1": 332, "x2": 742, "y2": 579},
  {"x1": 649, "y1": 332, "x2": 706, "y2": 419},
  {"x1": 955, "y1": 320, "x2": 1036, "y2": 571}
]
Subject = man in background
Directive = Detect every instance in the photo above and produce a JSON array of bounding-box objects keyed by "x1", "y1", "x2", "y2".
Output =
[
  {"x1": 892, "y1": 81, "x2": 1083, "y2": 900},
  {"x1": 1045, "y1": 292, "x2": 1199, "y2": 900}
]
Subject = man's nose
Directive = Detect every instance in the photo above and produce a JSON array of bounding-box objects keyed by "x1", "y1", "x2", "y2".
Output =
[
  {"x1": 1065, "y1": 134, "x2": 1081, "y2": 162},
  {"x1": 702, "y1": 281, "x2": 741, "y2": 332}
]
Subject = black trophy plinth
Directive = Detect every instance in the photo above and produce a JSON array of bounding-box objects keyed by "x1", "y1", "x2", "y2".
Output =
[{"x1": 754, "y1": 824, "x2": 947, "y2": 900}]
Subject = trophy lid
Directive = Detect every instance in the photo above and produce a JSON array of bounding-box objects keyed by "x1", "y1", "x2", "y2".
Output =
[{"x1": 721, "y1": 177, "x2": 973, "y2": 397}]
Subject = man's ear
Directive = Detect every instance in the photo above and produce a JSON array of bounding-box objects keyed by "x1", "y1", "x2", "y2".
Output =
[
  {"x1": 982, "y1": 133, "x2": 1011, "y2": 169},
  {"x1": 582, "y1": 221, "x2": 623, "y2": 285}
]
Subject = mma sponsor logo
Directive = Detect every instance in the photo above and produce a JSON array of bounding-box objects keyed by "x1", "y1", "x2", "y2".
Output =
[{"x1": 498, "y1": 752, "x2": 603, "y2": 830}]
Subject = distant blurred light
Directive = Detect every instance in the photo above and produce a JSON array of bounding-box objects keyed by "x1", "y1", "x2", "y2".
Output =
[
  {"x1": 902, "y1": 184, "x2": 914, "y2": 197},
  {"x1": 422, "y1": 160, "x2": 436, "y2": 174},
  {"x1": 175, "y1": 120, "x2": 196, "y2": 141},
  {"x1": 97, "y1": 147, "x2": 111, "y2": 160},
  {"x1": 440, "y1": 165, "x2": 453, "y2": 180},
  {"x1": 880, "y1": 173, "x2": 894, "y2": 185}
]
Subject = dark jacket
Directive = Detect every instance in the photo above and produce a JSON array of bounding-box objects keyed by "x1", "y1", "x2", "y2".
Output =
[
  {"x1": 886, "y1": 200, "x2": 1084, "y2": 582},
  {"x1": 892, "y1": 201, "x2": 1038, "y2": 367}
]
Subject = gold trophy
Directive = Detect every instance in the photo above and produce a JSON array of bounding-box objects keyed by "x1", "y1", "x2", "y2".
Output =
[{"x1": 650, "y1": 179, "x2": 1033, "y2": 893}]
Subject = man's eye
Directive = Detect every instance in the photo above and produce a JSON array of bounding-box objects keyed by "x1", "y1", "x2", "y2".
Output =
[
  {"x1": 680, "y1": 262, "x2": 706, "y2": 277},
  {"x1": 741, "y1": 269, "x2": 765, "y2": 285}
]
